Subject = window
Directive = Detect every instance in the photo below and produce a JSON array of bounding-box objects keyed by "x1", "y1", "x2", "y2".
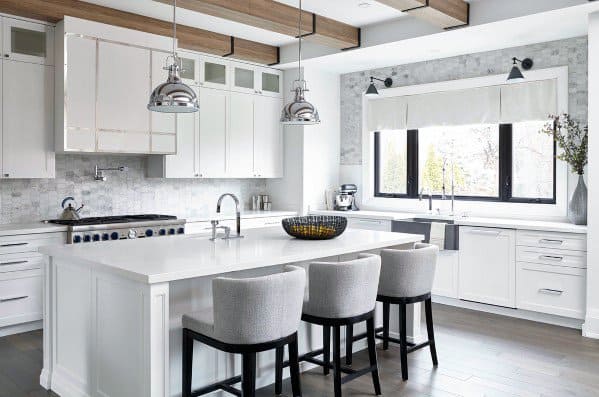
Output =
[{"x1": 373, "y1": 122, "x2": 556, "y2": 203}]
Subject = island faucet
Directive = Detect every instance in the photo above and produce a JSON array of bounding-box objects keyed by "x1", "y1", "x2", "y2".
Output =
[
  {"x1": 216, "y1": 193, "x2": 243, "y2": 238},
  {"x1": 419, "y1": 188, "x2": 433, "y2": 213}
]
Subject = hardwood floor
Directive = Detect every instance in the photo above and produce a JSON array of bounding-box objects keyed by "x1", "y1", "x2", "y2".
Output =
[{"x1": 2, "y1": 304, "x2": 599, "y2": 397}]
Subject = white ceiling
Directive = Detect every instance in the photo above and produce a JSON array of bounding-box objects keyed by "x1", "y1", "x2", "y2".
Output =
[
  {"x1": 273, "y1": 0, "x2": 405, "y2": 27},
  {"x1": 80, "y1": 0, "x2": 406, "y2": 46},
  {"x1": 279, "y1": 2, "x2": 599, "y2": 74}
]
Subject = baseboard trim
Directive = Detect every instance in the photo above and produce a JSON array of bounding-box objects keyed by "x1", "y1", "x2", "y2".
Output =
[
  {"x1": 39, "y1": 369, "x2": 51, "y2": 390},
  {"x1": 583, "y1": 310, "x2": 599, "y2": 339},
  {"x1": 0, "y1": 320, "x2": 42, "y2": 337},
  {"x1": 432, "y1": 296, "x2": 584, "y2": 330}
]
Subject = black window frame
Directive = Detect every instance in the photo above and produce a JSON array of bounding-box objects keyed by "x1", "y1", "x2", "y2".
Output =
[{"x1": 373, "y1": 124, "x2": 557, "y2": 204}]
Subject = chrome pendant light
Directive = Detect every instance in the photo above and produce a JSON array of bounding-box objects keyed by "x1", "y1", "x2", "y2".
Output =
[
  {"x1": 281, "y1": 0, "x2": 320, "y2": 125},
  {"x1": 148, "y1": 0, "x2": 199, "y2": 113}
]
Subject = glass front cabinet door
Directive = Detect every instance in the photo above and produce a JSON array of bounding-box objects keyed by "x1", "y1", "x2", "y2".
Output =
[
  {"x1": 230, "y1": 62, "x2": 257, "y2": 94},
  {"x1": 199, "y1": 55, "x2": 229, "y2": 90},
  {"x1": 258, "y1": 68, "x2": 283, "y2": 98},
  {"x1": 2, "y1": 18, "x2": 54, "y2": 65}
]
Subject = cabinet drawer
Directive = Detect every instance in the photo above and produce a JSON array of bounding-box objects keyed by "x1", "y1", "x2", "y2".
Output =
[
  {"x1": 0, "y1": 253, "x2": 44, "y2": 273},
  {"x1": 516, "y1": 262, "x2": 585, "y2": 319},
  {"x1": 243, "y1": 216, "x2": 288, "y2": 229},
  {"x1": 0, "y1": 271, "x2": 43, "y2": 327},
  {"x1": 516, "y1": 246, "x2": 586, "y2": 269},
  {"x1": 516, "y1": 230, "x2": 586, "y2": 252},
  {"x1": 0, "y1": 233, "x2": 64, "y2": 255},
  {"x1": 347, "y1": 218, "x2": 392, "y2": 232}
]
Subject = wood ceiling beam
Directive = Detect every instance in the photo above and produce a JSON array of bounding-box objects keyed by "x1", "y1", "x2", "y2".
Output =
[
  {"x1": 155, "y1": 0, "x2": 360, "y2": 50},
  {"x1": 376, "y1": 0, "x2": 469, "y2": 29},
  {"x1": 0, "y1": 0, "x2": 280, "y2": 64}
]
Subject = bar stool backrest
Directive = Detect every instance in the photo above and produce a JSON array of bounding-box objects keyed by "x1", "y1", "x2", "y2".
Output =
[
  {"x1": 305, "y1": 253, "x2": 381, "y2": 319},
  {"x1": 379, "y1": 243, "x2": 439, "y2": 298},
  {"x1": 212, "y1": 265, "x2": 306, "y2": 345}
]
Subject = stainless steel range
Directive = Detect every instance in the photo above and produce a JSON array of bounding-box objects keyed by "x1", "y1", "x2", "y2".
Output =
[{"x1": 48, "y1": 214, "x2": 186, "y2": 244}]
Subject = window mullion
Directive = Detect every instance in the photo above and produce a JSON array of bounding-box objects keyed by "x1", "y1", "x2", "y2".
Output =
[
  {"x1": 498, "y1": 124, "x2": 513, "y2": 202},
  {"x1": 406, "y1": 130, "x2": 419, "y2": 198}
]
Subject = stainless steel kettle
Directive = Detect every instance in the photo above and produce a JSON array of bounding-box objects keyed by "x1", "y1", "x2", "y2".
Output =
[{"x1": 60, "y1": 197, "x2": 84, "y2": 220}]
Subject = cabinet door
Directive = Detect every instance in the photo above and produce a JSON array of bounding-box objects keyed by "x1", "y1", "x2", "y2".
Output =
[
  {"x1": 458, "y1": 227, "x2": 516, "y2": 307},
  {"x1": 228, "y1": 92, "x2": 254, "y2": 177},
  {"x1": 432, "y1": 251, "x2": 459, "y2": 298},
  {"x1": 150, "y1": 51, "x2": 176, "y2": 136},
  {"x1": 258, "y1": 68, "x2": 283, "y2": 98},
  {"x1": 230, "y1": 62, "x2": 257, "y2": 94},
  {"x1": 65, "y1": 35, "x2": 96, "y2": 151},
  {"x1": 2, "y1": 60, "x2": 55, "y2": 178},
  {"x1": 198, "y1": 87, "x2": 228, "y2": 177},
  {"x1": 178, "y1": 51, "x2": 199, "y2": 86},
  {"x1": 253, "y1": 96, "x2": 283, "y2": 177},
  {"x1": 164, "y1": 90, "x2": 200, "y2": 178},
  {"x1": 2, "y1": 18, "x2": 54, "y2": 65},
  {"x1": 200, "y1": 55, "x2": 229, "y2": 90},
  {"x1": 97, "y1": 41, "x2": 150, "y2": 152}
]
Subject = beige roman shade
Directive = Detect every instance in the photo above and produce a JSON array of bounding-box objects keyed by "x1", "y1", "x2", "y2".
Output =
[
  {"x1": 366, "y1": 96, "x2": 407, "y2": 131},
  {"x1": 406, "y1": 86, "x2": 501, "y2": 129},
  {"x1": 500, "y1": 79, "x2": 557, "y2": 123}
]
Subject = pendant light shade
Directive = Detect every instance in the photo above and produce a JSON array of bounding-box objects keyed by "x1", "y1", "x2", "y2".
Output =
[
  {"x1": 280, "y1": 0, "x2": 320, "y2": 125},
  {"x1": 148, "y1": 0, "x2": 199, "y2": 113}
]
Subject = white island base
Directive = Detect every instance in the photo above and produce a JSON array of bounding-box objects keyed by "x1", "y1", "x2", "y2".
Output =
[{"x1": 39, "y1": 228, "x2": 423, "y2": 397}]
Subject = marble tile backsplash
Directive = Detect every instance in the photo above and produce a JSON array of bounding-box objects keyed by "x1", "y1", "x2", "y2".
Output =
[
  {"x1": 340, "y1": 37, "x2": 588, "y2": 165},
  {"x1": 0, "y1": 154, "x2": 267, "y2": 223}
]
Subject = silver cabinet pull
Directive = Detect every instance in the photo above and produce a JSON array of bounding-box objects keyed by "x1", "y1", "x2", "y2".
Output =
[
  {"x1": 0, "y1": 260, "x2": 29, "y2": 266},
  {"x1": 539, "y1": 255, "x2": 563, "y2": 262},
  {"x1": 538, "y1": 288, "x2": 563, "y2": 295},
  {"x1": 0, "y1": 242, "x2": 29, "y2": 247},
  {"x1": 0, "y1": 295, "x2": 29, "y2": 302},
  {"x1": 468, "y1": 230, "x2": 500, "y2": 237},
  {"x1": 539, "y1": 239, "x2": 563, "y2": 245}
]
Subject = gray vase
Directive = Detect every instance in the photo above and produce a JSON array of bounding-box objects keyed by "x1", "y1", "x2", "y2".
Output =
[{"x1": 568, "y1": 174, "x2": 587, "y2": 225}]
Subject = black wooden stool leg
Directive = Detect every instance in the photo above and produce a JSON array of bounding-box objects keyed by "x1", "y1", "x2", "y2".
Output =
[
  {"x1": 333, "y1": 326, "x2": 342, "y2": 397},
  {"x1": 366, "y1": 317, "x2": 382, "y2": 395},
  {"x1": 323, "y1": 325, "x2": 331, "y2": 375},
  {"x1": 242, "y1": 352, "x2": 257, "y2": 397},
  {"x1": 425, "y1": 298, "x2": 438, "y2": 366},
  {"x1": 399, "y1": 303, "x2": 409, "y2": 381},
  {"x1": 289, "y1": 335, "x2": 302, "y2": 397},
  {"x1": 275, "y1": 346, "x2": 284, "y2": 395},
  {"x1": 382, "y1": 302, "x2": 390, "y2": 350},
  {"x1": 345, "y1": 324, "x2": 353, "y2": 365},
  {"x1": 182, "y1": 329, "x2": 193, "y2": 397}
]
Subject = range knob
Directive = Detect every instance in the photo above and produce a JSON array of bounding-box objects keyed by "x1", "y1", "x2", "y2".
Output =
[
  {"x1": 73, "y1": 235, "x2": 82, "y2": 243},
  {"x1": 168, "y1": 228, "x2": 176, "y2": 235},
  {"x1": 145, "y1": 229, "x2": 154, "y2": 237},
  {"x1": 159, "y1": 229, "x2": 166, "y2": 236},
  {"x1": 92, "y1": 234, "x2": 100, "y2": 242},
  {"x1": 177, "y1": 227, "x2": 185, "y2": 234},
  {"x1": 110, "y1": 232, "x2": 119, "y2": 240},
  {"x1": 127, "y1": 229, "x2": 137, "y2": 239},
  {"x1": 83, "y1": 235, "x2": 91, "y2": 242},
  {"x1": 102, "y1": 233, "x2": 110, "y2": 241}
]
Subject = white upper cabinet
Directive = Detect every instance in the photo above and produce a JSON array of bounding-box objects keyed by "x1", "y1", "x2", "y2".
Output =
[
  {"x1": 228, "y1": 92, "x2": 255, "y2": 177},
  {"x1": 2, "y1": 17, "x2": 54, "y2": 65},
  {"x1": 2, "y1": 58, "x2": 55, "y2": 178},
  {"x1": 230, "y1": 61, "x2": 283, "y2": 98},
  {"x1": 150, "y1": 50, "x2": 176, "y2": 154},
  {"x1": 178, "y1": 51, "x2": 199, "y2": 86},
  {"x1": 257, "y1": 67, "x2": 283, "y2": 98},
  {"x1": 198, "y1": 87, "x2": 228, "y2": 178},
  {"x1": 200, "y1": 55, "x2": 229, "y2": 90},
  {"x1": 253, "y1": 95, "x2": 283, "y2": 177}
]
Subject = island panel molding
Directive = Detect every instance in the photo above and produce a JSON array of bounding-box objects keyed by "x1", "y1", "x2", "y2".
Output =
[
  {"x1": 155, "y1": 0, "x2": 360, "y2": 50},
  {"x1": 375, "y1": 0, "x2": 469, "y2": 29},
  {"x1": 0, "y1": 0, "x2": 279, "y2": 64}
]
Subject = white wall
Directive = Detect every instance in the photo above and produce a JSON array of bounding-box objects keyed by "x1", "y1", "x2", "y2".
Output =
[
  {"x1": 266, "y1": 67, "x2": 340, "y2": 214},
  {"x1": 584, "y1": 12, "x2": 599, "y2": 339}
]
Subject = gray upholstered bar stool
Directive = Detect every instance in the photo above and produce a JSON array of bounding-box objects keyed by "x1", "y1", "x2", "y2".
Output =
[
  {"x1": 377, "y1": 243, "x2": 439, "y2": 381},
  {"x1": 276, "y1": 253, "x2": 382, "y2": 397},
  {"x1": 181, "y1": 266, "x2": 306, "y2": 397}
]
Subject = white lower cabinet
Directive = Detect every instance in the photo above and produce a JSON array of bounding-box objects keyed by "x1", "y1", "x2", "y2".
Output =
[
  {"x1": 432, "y1": 250, "x2": 459, "y2": 298},
  {"x1": 346, "y1": 217, "x2": 392, "y2": 232},
  {"x1": 458, "y1": 227, "x2": 516, "y2": 308},
  {"x1": 185, "y1": 215, "x2": 292, "y2": 235}
]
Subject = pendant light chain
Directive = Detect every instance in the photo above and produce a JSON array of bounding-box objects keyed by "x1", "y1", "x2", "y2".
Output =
[
  {"x1": 298, "y1": 0, "x2": 302, "y2": 84},
  {"x1": 173, "y1": 0, "x2": 177, "y2": 61}
]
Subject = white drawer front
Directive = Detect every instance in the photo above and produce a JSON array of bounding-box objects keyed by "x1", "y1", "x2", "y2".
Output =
[
  {"x1": 244, "y1": 216, "x2": 287, "y2": 229},
  {"x1": 347, "y1": 218, "x2": 392, "y2": 232},
  {"x1": 0, "y1": 233, "x2": 65, "y2": 255},
  {"x1": 516, "y1": 262, "x2": 586, "y2": 319},
  {"x1": 516, "y1": 246, "x2": 586, "y2": 269},
  {"x1": 0, "y1": 271, "x2": 43, "y2": 327},
  {"x1": 516, "y1": 230, "x2": 586, "y2": 252},
  {"x1": 0, "y1": 253, "x2": 44, "y2": 273}
]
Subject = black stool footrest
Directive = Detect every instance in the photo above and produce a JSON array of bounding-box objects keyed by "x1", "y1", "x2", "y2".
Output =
[{"x1": 190, "y1": 375, "x2": 242, "y2": 397}]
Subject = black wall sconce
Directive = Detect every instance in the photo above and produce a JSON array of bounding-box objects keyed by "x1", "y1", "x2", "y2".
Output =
[
  {"x1": 365, "y1": 76, "x2": 393, "y2": 97},
  {"x1": 507, "y1": 57, "x2": 533, "y2": 81}
]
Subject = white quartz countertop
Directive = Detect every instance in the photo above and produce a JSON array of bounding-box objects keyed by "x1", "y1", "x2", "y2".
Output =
[
  {"x1": 310, "y1": 210, "x2": 587, "y2": 234},
  {"x1": 0, "y1": 222, "x2": 68, "y2": 236},
  {"x1": 181, "y1": 210, "x2": 297, "y2": 223},
  {"x1": 39, "y1": 227, "x2": 423, "y2": 284}
]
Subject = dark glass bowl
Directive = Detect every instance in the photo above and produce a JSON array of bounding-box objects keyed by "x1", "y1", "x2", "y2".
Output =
[{"x1": 282, "y1": 216, "x2": 347, "y2": 240}]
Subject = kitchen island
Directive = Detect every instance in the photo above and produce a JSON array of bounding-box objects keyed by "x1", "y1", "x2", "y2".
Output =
[{"x1": 39, "y1": 227, "x2": 423, "y2": 397}]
